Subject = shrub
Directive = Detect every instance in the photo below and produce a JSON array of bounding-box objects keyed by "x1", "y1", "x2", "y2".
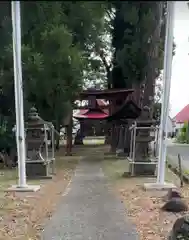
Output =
[{"x1": 176, "y1": 121, "x2": 189, "y2": 144}]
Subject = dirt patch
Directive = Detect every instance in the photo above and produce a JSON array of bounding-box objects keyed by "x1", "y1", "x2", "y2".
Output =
[
  {"x1": 103, "y1": 159, "x2": 189, "y2": 240},
  {"x1": 0, "y1": 156, "x2": 79, "y2": 240},
  {"x1": 117, "y1": 179, "x2": 183, "y2": 240}
]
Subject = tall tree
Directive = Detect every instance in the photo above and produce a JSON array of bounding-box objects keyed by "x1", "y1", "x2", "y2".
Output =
[
  {"x1": 108, "y1": 2, "x2": 167, "y2": 155},
  {"x1": 0, "y1": 2, "x2": 109, "y2": 155}
]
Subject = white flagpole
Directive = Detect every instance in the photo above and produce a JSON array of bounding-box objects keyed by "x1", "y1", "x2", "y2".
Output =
[
  {"x1": 11, "y1": 1, "x2": 27, "y2": 188},
  {"x1": 9, "y1": 1, "x2": 40, "y2": 192},
  {"x1": 157, "y1": 1, "x2": 175, "y2": 184},
  {"x1": 144, "y1": 2, "x2": 176, "y2": 190}
]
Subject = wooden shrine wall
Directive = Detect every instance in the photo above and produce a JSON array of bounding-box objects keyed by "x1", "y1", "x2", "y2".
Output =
[{"x1": 80, "y1": 119, "x2": 110, "y2": 136}]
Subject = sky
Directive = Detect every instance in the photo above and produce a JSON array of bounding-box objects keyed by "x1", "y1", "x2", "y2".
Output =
[{"x1": 170, "y1": 1, "x2": 189, "y2": 117}]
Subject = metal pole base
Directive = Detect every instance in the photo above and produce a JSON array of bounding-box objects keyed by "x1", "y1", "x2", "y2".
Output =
[
  {"x1": 143, "y1": 182, "x2": 177, "y2": 191},
  {"x1": 6, "y1": 184, "x2": 40, "y2": 192}
]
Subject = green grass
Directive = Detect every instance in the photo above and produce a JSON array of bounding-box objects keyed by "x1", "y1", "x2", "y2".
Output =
[
  {"x1": 61, "y1": 137, "x2": 106, "y2": 146},
  {"x1": 0, "y1": 168, "x2": 43, "y2": 195},
  {"x1": 167, "y1": 157, "x2": 189, "y2": 177},
  {"x1": 0, "y1": 154, "x2": 80, "y2": 215},
  {"x1": 165, "y1": 167, "x2": 180, "y2": 185},
  {"x1": 102, "y1": 158, "x2": 180, "y2": 186},
  {"x1": 102, "y1": 159, "x2": 129, "y2": 181},
  {"x1": 0, "y1": 154, "x2": 80, "y2": 191},
  {"x1": 55, "y1": 155, "x2": 81, "y2": 169},
  {"x1": 0, "y1": 168, "x2": 18, "y2": 189},
  {"x1": 83, "y1": 139, "x2": 105, "y2": 145}
]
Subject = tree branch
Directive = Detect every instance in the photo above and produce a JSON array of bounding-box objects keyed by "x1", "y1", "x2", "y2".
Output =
[
  {"x1": 95, "y1": 46, "x2": 112, "y2": 88},
  {"x1": 99, "y1": 50, "x2": 111, "y2": 75}
]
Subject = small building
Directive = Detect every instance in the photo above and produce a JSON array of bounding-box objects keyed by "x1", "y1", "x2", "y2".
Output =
[
  {"x1": 73, "y1": 88, "x2": 141, "y2": 146},
  {"x1": 173, "y1": 104, "x2": 189, "y2": 135},
  {"x1": 73, "y1": 99, "x2": 109, "y2": 137},
  {"x1": 167, "y1": 116, "x2": 175, "y2": 137}
]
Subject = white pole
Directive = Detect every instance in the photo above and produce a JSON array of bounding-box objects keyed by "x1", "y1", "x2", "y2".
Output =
[
  {"x1": 157, "y1": 1, "x2": 175, "y2": 184},
  {"x1": 12, "y1": 1, "x2": 27, "y2": 187}
]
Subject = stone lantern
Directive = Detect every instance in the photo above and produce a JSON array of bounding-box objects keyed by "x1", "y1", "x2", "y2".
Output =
[
  {"x1": 25, "y1": 107, "x2": 55, "y2": 178},
  {"x1": 128, "y1": 106, "x2": 159, "y2": 176}
]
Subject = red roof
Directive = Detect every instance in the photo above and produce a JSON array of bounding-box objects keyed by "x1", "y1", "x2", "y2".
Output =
[
  {"x1": 74, "y1": 111, "x2": 108, "y2": 119},
  {"x1": 96, "y1": 99, "x2": 109, "y2": 114},
  {"x1": 74, "y1": 99, "x2": 109, "y2": 119},
  {"x1": 79, "y1": 89, "x2": 134, "y2": 100},
  {"x1": 174, "y1": 104, "x2": 189, "y2": 123}
]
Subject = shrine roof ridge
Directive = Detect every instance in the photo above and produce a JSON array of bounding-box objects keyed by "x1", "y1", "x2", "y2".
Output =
[{"x1": 80, "y1": 88, "x2": 134, "y2": 96}]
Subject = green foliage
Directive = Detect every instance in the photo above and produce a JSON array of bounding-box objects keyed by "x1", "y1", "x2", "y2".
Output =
[
  {"x1": 153, "y1": 102, "x2": 161, "y2": 121},
  {"x1": 20, "y1": 2, "x2": 108, "y2": 122},
  {"x1": 110, "y1": 2, "x2": 167, "y2": 89},
  {"x1": 177, "y1": 122, "x2": 189, "y2": 144},
  {"x1": 0, "y1": 115, "x2": 15, "y2": 152},
  {"x1": 0, "y1": 2, "x2": 109, "y2": 153}
]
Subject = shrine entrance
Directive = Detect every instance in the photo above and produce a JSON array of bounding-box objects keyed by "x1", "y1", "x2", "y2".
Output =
[
  {"x1": 73, "y1": 87, "x2": 159, "y2": 177},
  {"x1": 73, "y1": 88, "x2": 141, "y2": 150}
]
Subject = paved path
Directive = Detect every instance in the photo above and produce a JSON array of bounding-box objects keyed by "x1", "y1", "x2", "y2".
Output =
[
  {"x1": 167, "y1": 144, "x2": 189, "y2": 170},
  {"x1": 41, "y1": 160, "x2": 138, "y2": 240}
]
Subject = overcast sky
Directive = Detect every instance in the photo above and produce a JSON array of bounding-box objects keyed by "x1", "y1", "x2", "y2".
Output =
[{"x1": 170, "y1": 1, "x2": 189, "y2": 117}]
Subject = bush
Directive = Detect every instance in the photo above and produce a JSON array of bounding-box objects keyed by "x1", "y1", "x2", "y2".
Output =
[
  {"x1": 176, "y1": 122, "x2": 189, "y2": 144},
  {"x1": 0, "y1": 118, "x2": 16, "y2": 154}
]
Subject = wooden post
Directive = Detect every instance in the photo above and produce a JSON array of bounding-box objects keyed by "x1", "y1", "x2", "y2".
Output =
[
  {"x1": 178, "y1": 154, "x2": 184, "y2": 188},
  {"x1": 66, "y1": 111, "x2": 73, "y2": 156}
]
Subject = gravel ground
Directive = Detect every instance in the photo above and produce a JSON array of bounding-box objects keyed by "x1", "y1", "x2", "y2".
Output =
[
  {"x1": 101, "y1": 157, "x2": 189, "y2": 240},
  {"x1": 116, "y1": 178, "x2": 180, "y2": 240},
  {"x1": 113, "y1": 166, "x2": 188, "y2": 240},
  {"x1": 41, "y1": 160, "x2": 138, "y2": 240},
  {"x1": 0, "y1": 157, "x2": 77, "y2": 240}
]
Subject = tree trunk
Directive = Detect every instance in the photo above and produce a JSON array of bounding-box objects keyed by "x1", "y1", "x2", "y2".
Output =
[
  {"x1": 110, "y1": 124, "x2": 118, "y2": 153},
  {"x1": 117, "y1": 124, "x2": 128, "y2": 156},
  {"x1": 133, "y1": 3, "x2": 163, "y2": 176},
  {"x1": 143, "y1": 2, "x2": 163, "y2": 113},
  {"x1": 109, "y1": 99, "x2": 118, "y2": 153},
  {"x1": 124, "y1": 122, "x2": 131, "y2": 156},
  {"x1": 74, "y1": 129, "x2": 83, "y2": 145},
  {"x1": 55, "y1": 121, "x2": 61, "y2": 150},
  {"x1": 66, "y1": 113, "x2": 73, "y2": 156},
  {"x1": 110, "y1": 123, "x2": 120, "y2": 153},
  {"x1": 117, "y1": 125, "x2": 124, "y2": 150},
  {"x1": 105, "y1": 127, "x2": 111, "y2": 144}
]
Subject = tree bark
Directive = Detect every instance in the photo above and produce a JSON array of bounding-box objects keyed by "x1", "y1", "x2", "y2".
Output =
[
  {"x1": 131, "y1": 3, "x2": 163, "y2": 176},
  {"x1": 105, "y1": 127, "x2": 111, "y2": 144},
  {"x1": 55, "y1": 120, "x2": 61, "y2": 150},
  {"x1": 117, "y1": 125, "x2": 124, "y2": 151},
  {"x1": 110, "y1": 123, "x2": 118, "y2": 153},
  {"x1": 65, "y1": 112, "x2": 73, "y2": 156},
  {"x1": 143, "y1": 2, "x2": 163, "y2": 114},
  {"x1": 96, "y1": 48, "x2": 112, "y2": 89},
  {"x1": 124, "y1": 122, "x2": 131, "y2": 156}
]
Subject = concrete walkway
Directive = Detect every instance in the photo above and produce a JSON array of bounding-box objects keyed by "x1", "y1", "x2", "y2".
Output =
[{"x1": 41, "y1": 160, "x2": 138, "y2": 240}]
